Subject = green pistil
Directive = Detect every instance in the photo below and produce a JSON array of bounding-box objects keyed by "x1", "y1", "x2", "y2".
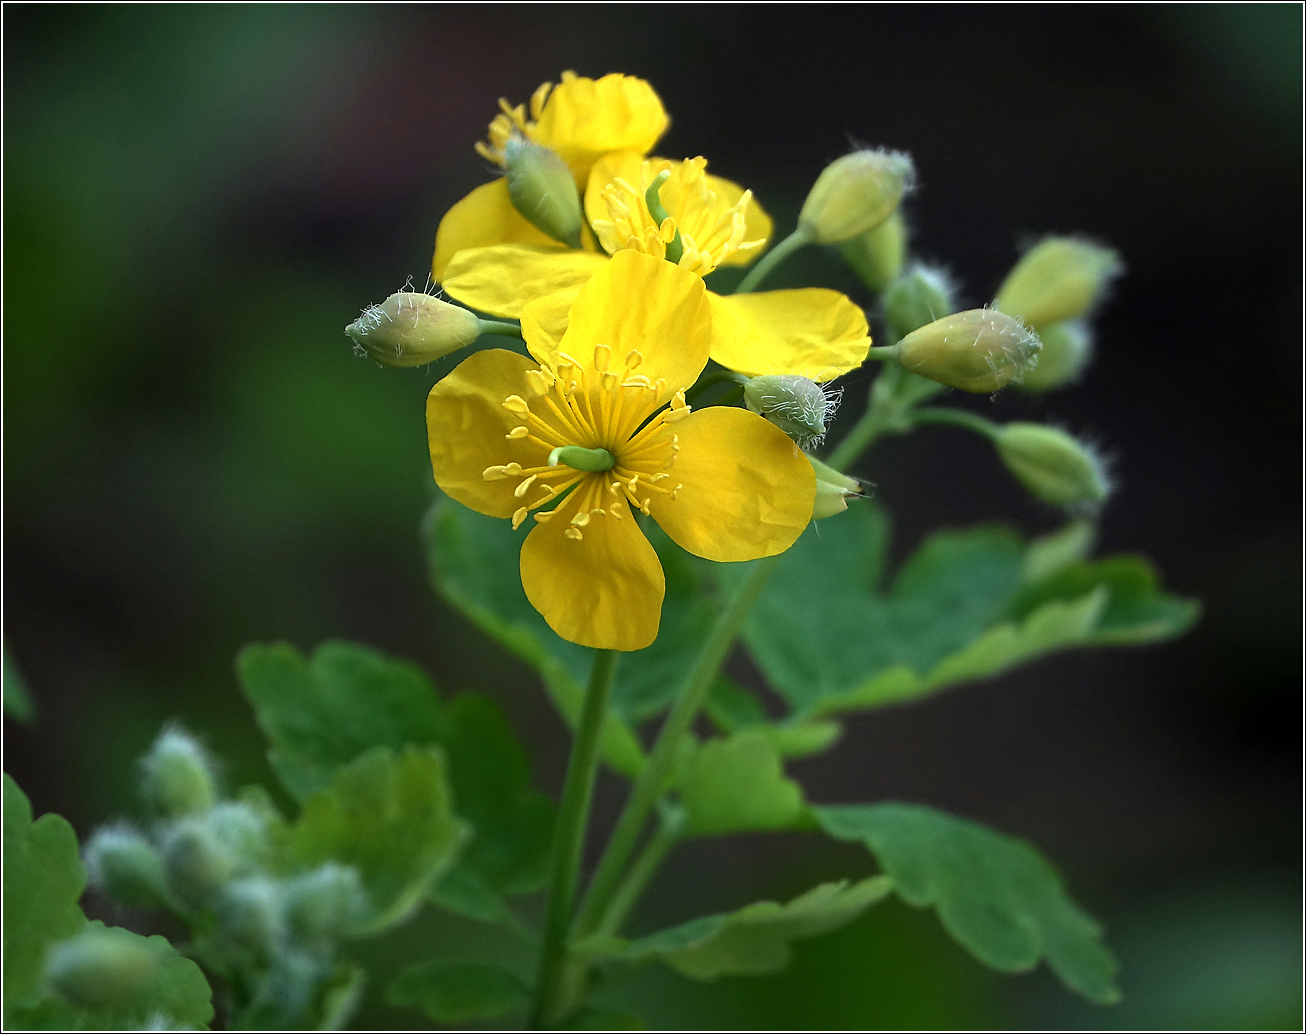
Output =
[
  {"x1": 644, "y1": 171, "x2": 685, "y2": 265},
  {"x1": 548, "y1": 446, "x2": 615, "y2": 472}
]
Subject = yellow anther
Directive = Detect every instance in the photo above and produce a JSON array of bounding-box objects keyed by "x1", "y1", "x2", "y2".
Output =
[
  {"x1": 649, "y1": 473, "x2": 670, "y2": 482},
  {"x1": 502, "y1": 395, "x2": 530, "y2": 415},
  {"x1": 625, "y1": 349, "x2": 643, "y2": 369},
  {"x1": 571, "y1": 512, "x2": 591, "y2": 527},
  {"x1": 640, "y1": 503, "x2": 651, "y2": 516},
  {"x1": 514, "y1": 474, "x2": 538, "y2": 498},
  {"x1": 671, "y1": 484, "x2": 683, "y2": 500},
  {"x1": 623, "y1": 375, "x2": 651, "y2": 389},
  {"x1": 559, "y1": 351, "x2": 583, "y2": 368},
  {"x1": 564, "y1": 528, "x2": 584, "y2": 541},
  {"x1": 608, "y1": 481, "x2": 621, "y2": 495},
  {"x1": 590, "y1": 507, "x2": 607, "y2": 516},
  {"x1": 482, "y1": 462, "x2": 523, "y2": 481},
  {"x1": 670, "y1": 390, "x2": 688, "y2": 409},
  {"x1": 506, "y1": 426, "x2": 530, "y2": 439},
  {"x1": 663, "y1": 407, "x2": 691, "y2": 424},
  {"x1": 654, "y1": 378, "x2": 667, "y2": 396},
  {"x1": 512, "y1": 507, "x2": 528, "y2": 529},
  {"x1": 534, "y1": 510, "x2": 557, "y2": 523},
  {"x1": 609, "y1": 500, "x2": 625, "y2": 519},
  {"x1": 525, "y1": 370, "x2": 552, "y2": 396},
  {"x1": 601, "y1": 371, "x2": 619, "y2": 390},
  {"x1": 594, "y1": 343, "x2": 611, "y2": 371}
]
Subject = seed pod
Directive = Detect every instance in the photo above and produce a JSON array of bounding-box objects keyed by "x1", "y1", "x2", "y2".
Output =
[
  {"x1": 994, "y1": 423, "x2": 1111, "y2": 511},
  {"x1": 893, "y1": 309, "x2": 1041, "y2": 393},
  {"x1": 799, "y1": 149, "x2": 915, "y2": 245},
  {"x1": 995, "y1": 237, "x2": 1121, "y2": 329},
  {"x1": 346, "y1": 293, "x2": 481, "y2": 367}
]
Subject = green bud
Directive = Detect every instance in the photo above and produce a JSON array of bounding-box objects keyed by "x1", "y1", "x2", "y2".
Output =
[
  {"x1": 503, "y1": 135, "x2": 583, "y2": 248},
  {"x1": 346, "y1": 292, "x2": 481, "y2": 367},
  {"x1": 1018, "y1": 321, "x2": 1093, "y2": 392},
  {"x1": 891, "y1": 309, "x2": 1041, "y2": 393},
  {"x1": 205, "y1": 801, "x2": 273, "y2": 874},
  {"x1": 46, "y1": 926, "x2": 161, "y2": 1009},
  {"x1": 808, "y1": 455, "x2": 867, "y2": 519},
  {"x1": 141, "y1": 725, "x2": 216, "y2": 818},
  {"x1": 799, "y1": 148, "x2": 915, "y2": 245},
  {"x1": 217, "y1": 877, "x2": 286, "y2": 956},
  {"x1": 883, "y1": 263, "x2": 956, "y2": 343},
  {"x1": 994, "y1": 423, "x2": 1111, "y2": 512},
  {"x1": 994, "y1": 237, "x2": 1122, "y2": 329},
  {"x1": 838, "y1": 209, "x2": 906, "y2": 294},
  {"x1": 285, "y1": 863, "x2": 368, "y2": 943},
  {"x1": 743, "y1": 375, "x2": 840, "y2": 449},
  {"x1": 84, "y1": 824, "x2": 169, "y2": 909},
  {"x1": 160, "y1": 816, "x2": 235, "y2": 908}
]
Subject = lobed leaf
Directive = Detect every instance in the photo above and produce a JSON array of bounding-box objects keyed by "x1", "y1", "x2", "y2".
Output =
[
  {"x1": 675, "y1": 730, "x2": 807, "y2": 836},
  {"x1": 386, "y1": 961, "x2": 529, "y2": 1022}
]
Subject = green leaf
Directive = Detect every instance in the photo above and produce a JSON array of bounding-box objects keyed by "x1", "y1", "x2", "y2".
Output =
[
  {"x1": 704, "y1": 677, "x2": 843, "y2": 759},
  {"x1": 812, "y1": 802, "x2": 1120, "y2": 1004},
  {"x1": 3, "y1": 773, "x2": 87, "y2": 1010},
  {"x1": 385, "y1": 961, "x2": 529, "y2": 1022},
  {"x1": 3, "y1": 647, "x2": 36, "y2": 725},
  {"x1": 675, "y1": 731, "x2": 806, "y2": 836},
  {"x1": 588, "y1": 877, "x2": 891, "y2": 980},
  {"x1": 290, "y1": 745, "x2": 468, "y2": 932},
  {"x1": 743, "y1": 505, "x2": 1197, "y2": 718}
]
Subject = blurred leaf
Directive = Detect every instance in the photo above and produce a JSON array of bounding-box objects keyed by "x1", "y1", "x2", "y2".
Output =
[
  {"x1": 585, "y1": 877, "x2": 891, "y2": 980},
  {"x1": 3, "y1": 773, "x2": 87, "y2": 1010},
  {"x1": 813, "y1": 803, "x2": 1120, "y2": 1004},
  {"x1": 743, "y1": 505, "x2": 1197, "y2": 718},
  {"x1": 566, "y1": 1006, "x2": 646, "y2": 1029},
  {"x1": 318, "y1": 961, "x2": 366, "y2": 1031},
  {"x1": 386, "y1": 961, "x2": 529, "y2": 1022},
  {"x1": 704, "y1": 677, "x2": 843, "y2": 759},
  {"x1": 290, "y1": 745, "x2": 468, "y2": 932},
  {"x1": 3, "y1": 647, "x2": 36, "y2": 725},
  {"x1": 675, "y1": 731, "x2": 806, "y2": 836}
]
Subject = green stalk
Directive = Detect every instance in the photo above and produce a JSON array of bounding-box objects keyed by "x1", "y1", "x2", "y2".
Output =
[
  {"x1": 596, "y1": 808, "x2": 685, "y2": 936},
  {"x1": 477, "y1": 318, "x2": 525, "y2": 338},
  {"x1": 911, "y1": 406, "x2": 1000, "y2": 439},
  {"x1": 734, "y1": 226, "x2": 814, "y2": 293},
  {"x1": 530, "y1": 649, "x2": 618, "y2": 1028}
]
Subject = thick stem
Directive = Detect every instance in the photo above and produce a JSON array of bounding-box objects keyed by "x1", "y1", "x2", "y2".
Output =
[
  {"x1": 531, "y1": 649, "x2": 618, "y2": 1028},
  {"x1": 735, "y1": 226, "x2": 814, "y2": 293}
]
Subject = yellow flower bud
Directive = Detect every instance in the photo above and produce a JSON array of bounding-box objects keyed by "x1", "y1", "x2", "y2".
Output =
[
  {"x1": 838, "y1": 209, "x2": 906, "y2": 293},
  {"x1": 891, "y1": 309, "x2": 1041, "y2": 393},
  {"x1": 808, "y1": 455, "x2": 867, "y2": 519},
  {"x1": 883, "y1": 263, "x2": 956, "y2": 343},
  {"x1": 1019, "y1": 321, "x2": 1093, "y2": 392},
  {"x1": 346, "y1": 292, "x2": 481, "y2": 367},
  {"x1": 994, "y1": 237, "x2": 1122, "y2": 329},
  {"x1": 503, "y1": 135, "x2": 584, "y2": 248},
  {"x1": 799, "y1": 148, "x2": 915, "y2": 245},
  {"x1": 994, "y1": 423, "x2": 1110, "y2": 511}
]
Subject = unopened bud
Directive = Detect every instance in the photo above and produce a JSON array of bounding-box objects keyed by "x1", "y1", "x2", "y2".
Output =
[
  {"x1": 743, "y1": 375, "x2": 840, "y2": 449},
  {"x1": 141, "y1": 725, "x2": 216, "y2": 818},
  {"x1": 994, "y1": 237, "x2": 1122, "y2": 329},
  {"x1": 205, "y1": 801, "x2": 273, "y2": 874},
  {"x1": 46, "y1": 926, "x2": 161, "y2": 1009},
  {"x1": 503, "y1": 135, "x2": 584, "y2": 248},
  {"x1": 217, "y1": 877, "x2": 286, "y2": 956},
  {"x1": 285, "y1": 863, "x2": 368, "y2": 942},
  {"x1": 891, "y1": 309, "x2": 1041, "y2": 393},
  {"x1": 160, "y1": 817, "x2": 234, "y2": 908},
  {"x1": 346, "y1": 292, "x2": 481, "y2": 367},
  {"x1": 808, "y1": 455, "x2": 868, "y2": 519},
  {"x1": 884, "y1": 264, "x2": 956, "y2": 343},
  {"x1": 1019, "y1": 321, "x2": 1093, "y2": 392},
  {"x1": 84, "y1": 824, "x2": 169, "y2": 909},
  {"x1": 838, "y1": 209, "x2": 906, "y2": 293},
  {"x1": 799, "y1": 148, "x2": 915, "y2": 245},
  {"x1": 994, "y1": 423, "x2": 1110, "y2": 511}
]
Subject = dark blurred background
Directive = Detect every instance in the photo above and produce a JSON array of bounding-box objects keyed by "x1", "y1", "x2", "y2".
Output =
[{"x1": 4, "y1": 6, "x2": 1300, "y2": 1030}]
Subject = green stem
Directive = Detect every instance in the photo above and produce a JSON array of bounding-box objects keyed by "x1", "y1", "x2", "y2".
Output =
[
  {"x1": 596, "y1": 808, "x2": 685, "y2": 936},
  {"x1": 531, "y1": 649, "x2": 618, "y2": 1028},
  {"x1": 685, "y1": 369, "x2": 747, "y2": 405},
  {"x1": 735, "y1": 226, "x2": 814, "y2": 293},
  {"x1": 477, "y1": 318, "x2": 525, "y2": 338},
  {"x1": 825, "y1": 366, "x2": 907, "y2": 471},
  {"x1": 911, "y1": 407, "x2": 1000, "y2": 439}
]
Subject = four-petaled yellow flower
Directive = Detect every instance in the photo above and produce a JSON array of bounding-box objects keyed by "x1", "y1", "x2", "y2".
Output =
[{"x1": 426, "y1": 251, "x2": 816, "y2": 652}]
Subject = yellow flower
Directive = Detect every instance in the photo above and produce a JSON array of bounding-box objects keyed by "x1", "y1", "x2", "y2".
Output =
[
  {"x1": 426, "y1": 251, "x2": 815, "y2": 652},
  {"x1": 439, "y1": 153, "x2": 870, "y2": 383},
  {"x1": 433, "y1": 72, "x2": 669, "y2": 281}
]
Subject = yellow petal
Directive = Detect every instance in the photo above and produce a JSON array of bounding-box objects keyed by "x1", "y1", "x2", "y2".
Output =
[
  {"x1": 432, "y1": 180, "x2": 563, "y2": 282},
  {"x1": 442, "y1": 244, "x2": 607, "y2": 320},
  {"x1": 584, "y1": 150, "x2": 645, "y2": 234},
  {"x1": 707, "y1": 289, "x2": 870, "y2": 381},
  {"x1": 426, "y1": 348, "x2": 555, "y2": 518},
  {"x1": 520, "y1": 287, "x2": 582, "y2": 362},
  {"x1": 704, "y1": 173, "x2": 774, "y2": 266},
  {"x1": 645, "y1": 407, "x2": 815, "y2": 562},
  {"x1": 552, "y1": 251, "x2": 711, "y2": 402},
  {"x1": 520, "y1": 476, "x2": 665, "y2": 650},
  {"x1": 535, "y1": 74, "x2": 669, "y2": 186}
]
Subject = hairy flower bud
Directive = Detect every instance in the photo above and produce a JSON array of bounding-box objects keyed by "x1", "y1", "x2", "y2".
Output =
[
  {"x1": 808, "y1": 455, "x2": 867, "y2": 519},
  {"x1": 140, "y1": 725, "x2": 216, "y2": 818},
  {"x1": 503, "y1": 135, "x2": 584, "y2": 248},
  {"x1": 883, "y1": 264, "x2": 956, "y2": 343},
  {"x1": 346, "y1": 292, "x2": 481, "y2": 367},
  {"x1": 84, "y1": 824, "x2": 169, "y2": 909},
  {"x1": 994, "y1": 423, "x2": 1110, "y2": 511},
  {"x1": 743, "y1": 375, "x2": 840, "y2": 448},
  {"x1": 285, "y1": 863, "x2": 368, "y2": 943},
  {"x1": 160, "y1": 817, "x2": 234, "y2": 908},
  {"x1": 217, "y1": 877, "x2": 286, "y2": 956},
  {"x1": 891, "y1": 309, "x2": 1041, "y2": 393},
  {"x1": 994, "y1": 237, "x2": 1122, "y2": 329},
  {"x1": 838, "y1": 209, "x2": 905, "y2": 293},
  {"x1": 46, "y1": 926, "x2": 160, "y2": 1009},
  {"x1": 1019, "y1": 321, "x2": 1093, "y2": 392},
  {"x1": 799, "y1": 148, "x2": 915, "y2": 245}
]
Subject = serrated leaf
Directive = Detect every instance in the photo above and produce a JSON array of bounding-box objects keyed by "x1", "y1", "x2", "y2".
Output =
[
  {"x1": 675, "y1": 731, "x2": 806, "y2": 836},
  {"x1": 590, "y1": 876, "x2": 891, "y2": 980},
  {"x1": 743, "y1": 505, "x2": 1197, "y2": 718},
  {"x1": 290, "y1": 746, "x2": 467, "y2": 932},
  {"x1": 812, "y1": 802, "x2": 1120, "y2": 1004},
  {"x1": 386, "y1": 961, "x2": 529, "y2": 1022},
  {"x1": 3, "y1": 773, "x2": 87, "y2": 1010}
]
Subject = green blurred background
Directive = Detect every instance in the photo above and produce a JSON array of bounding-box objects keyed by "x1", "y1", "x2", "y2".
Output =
[{"x1": 4, "y1": 6, "x2": 1300, "y2": 1029}]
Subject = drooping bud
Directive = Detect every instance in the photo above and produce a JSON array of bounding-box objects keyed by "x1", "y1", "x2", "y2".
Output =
[
  {"x1": 890, "y1": 309, "x2": 1041, "y2": 393},
  {"x1": 217, "y1": 877, "x2": 287, "y2": 956},
  {"x1": 808, "y1": 455, "x2": 868, "y2": 519},
  {"x1": 883, "y1": 264, "x2": 956, "y2": 343},
  {"x1": 140, "y1": 725, "x2": 216, "y2": 818},
  {"x1": 994, "y1": 423, "x2": 1111, "y2": 511},
  {"x1": 502, "y1": 135, "x2": 584, "y2": 248},
  {"x1": 346, "y1": 292, "x2": 481, "y2": 367},
  {"x1": 1018, "y1": 321, "x2": 1093, "y2": 392},
  {"x1": 285, "y1": 863, "x2": 368, "y2": 943},
  {"x1": 838, "y1": 209, "x2": 905, "y2": 293},
  {"x1": 743, "y1": 375, "x2": 840, "y2": 449},
  {"x1": 84, "y1": 824, "x2": 170, "y2": 909},
  {"x1": 160, "y1": 817, "x2": 235, "y2": 909},
  {"x1": 798, "y1": 148, "x2": 915, "y2": 245},
  {"x1": 994, "y1": 237, "x2": 1122, "y2": 329},
  {"x1": 45, "y1": 925, "x2": 161, "y2": 1009}
]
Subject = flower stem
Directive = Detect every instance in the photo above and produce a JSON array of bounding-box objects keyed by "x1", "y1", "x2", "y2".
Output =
[
  {"x1": 531, "y1": 648, "x2": 618, "y2": 1028},
  {"x1": 734, "y1": 226, "x2": 814, "y2": 293},
  {"x1": 477, "y1": 318, "x2": 525, "y2": 338},
  {"x1": 910, "y1": 406, "x2": 1000, "y2": 439},
  {"x1": 595, "y1": 808, "x2": 685, "y2": 936}
]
